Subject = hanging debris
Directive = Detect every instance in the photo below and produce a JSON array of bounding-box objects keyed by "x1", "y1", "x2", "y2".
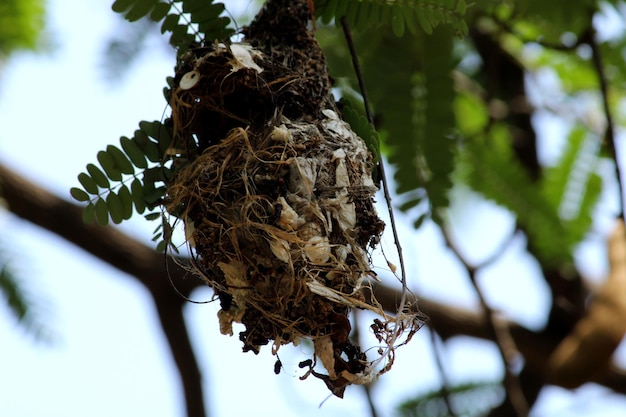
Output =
[{"x1": 164, "y1": 0, "x2": 422, "y2": 396}]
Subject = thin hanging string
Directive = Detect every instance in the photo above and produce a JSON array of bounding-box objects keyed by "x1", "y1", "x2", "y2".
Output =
[{"x1": 340, "y1": 17, "x2": 409, "y2": 309}]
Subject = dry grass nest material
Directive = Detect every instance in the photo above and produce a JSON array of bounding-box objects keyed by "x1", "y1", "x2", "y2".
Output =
[{"x1": 165, "y1": 41, "x2": 422, "y2": 396}]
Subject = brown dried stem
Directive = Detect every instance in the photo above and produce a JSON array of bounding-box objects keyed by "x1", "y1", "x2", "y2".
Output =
[{"x1": 0, "y1": 162, "x2": 206, "y2": 417}]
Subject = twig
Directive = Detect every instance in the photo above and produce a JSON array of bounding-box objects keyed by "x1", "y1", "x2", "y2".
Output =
[
  {"x1": 339, "y1": 17, "x2": 409, "y2": 304},
  {"x1": 477, "y1": 229, "x2": 520, "y2": 270},
  {"x1": 586, "y1": 27, "x2": 625, "y2": 223},
  {"x1": 429, "y1": 328, "x2": 458, "y2": 417},
  {"x1": 440, "y1": 227, "x2": 529, "y2": 417},
  {"x1": 154, "y1": 297, "x2": 208, "y2": 417},
  {"x1": 351, "y1": 310, "x2": 380, "y2": 417}
]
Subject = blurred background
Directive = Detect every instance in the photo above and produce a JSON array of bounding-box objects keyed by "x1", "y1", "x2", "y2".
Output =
[{"x1": 2, "y1": 1, "x2": 626, "y2": 416}]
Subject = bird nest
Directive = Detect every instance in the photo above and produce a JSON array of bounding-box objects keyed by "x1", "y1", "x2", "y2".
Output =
[{"x1": 163, "y1": 15, "x2": 422, "y2": 396}]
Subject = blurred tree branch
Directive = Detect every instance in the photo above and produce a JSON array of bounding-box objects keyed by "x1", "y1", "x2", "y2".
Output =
[
  {"x1": 0, "y1": 162, "x2": 205, "y2": 417},
  {"x1": 3, "y1": 161, "x2": 626, "y2": 417}
]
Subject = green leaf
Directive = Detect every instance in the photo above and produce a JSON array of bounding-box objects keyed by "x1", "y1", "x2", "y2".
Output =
[
  {"x1": 404, "y1": 8, "x2": 420, "y2": 35},
  {"x1": 78, "y1": 172, "x2": 98, "y2": 195},
  {"x1": 334, "y1": 0, "x2": 350, "y2": 19},
  {"x1": 156, "y1": 239, "x2": 167, "y2": 253},
  {"x1": 314, "y1": 0, "x2": 467, "y2": 35},
  {"x1": 541, "y1": 127, "x2": 602, "y2": 246},
  {"x1": 397, "y1": 380, "x2": 504, "y2": 417},
  {"x1": 112, "y1": 0, "x2": 134, "y2": 13},
  {"x1": 198, "y1": 17, "x2": 234, "y2": 42},
  {"x1": 0, "y1": 257, "x2": 53, "y2": 343},
  {"x1": 169, "y1": 24, "x2": 195, "y2": 48},
  {"x1": 353, "y1": 2, "x2": 372, "y2": 29},
  {"x1": 341, "y1": 96, "x2": 379, "y2": 163},
  {"x1": 391, "y1": 6, "x2": 405, "y2": 37},
  {"x1": 134, "y1": 130, "x2": 161, "y2": 163},
  {"x1": 415, "y1": 8, "x2": 432, "y2": 34},
  {"x1": 417, "y1": 26, "x2": 456, "y2": 214},
  {"x1": 541, "y1": 127, "x2": 587, "y2": 210},
  {"x1": 97, "y1": 150, "x2": 122, "y2": 181},
  {"x1": 125, "y1": 0, "x2": 157, "y2": 22},
  {"x1": 139, "y1": 120, "x2": 161, "y2": 138},
  {"x1": 374, "y1": 26, "x2": 455, "y2": 221},
  {"x1": 399, "y1": 196, "x2": 423, "y2": 212},
  {"x1": 145, "y1": 185, "x2": 166, "y2": 206},
  {"x1": 86, "y1": 163, "x2": 110, "y2": 188},
  {"x1": 149, "y1": 1, "x2": 170, "y2": 21},
  {"x1": 145, "y1": 212, "x2": 161, "y2": 221},
  {"x1": 118, "y1": 184, "x2": 134, "y2": 220},
  {"x1": 70, "y1": 187, "x2": 90, "y2": 202},
  {"x1": 95, "y1": 198, "x2": 109, "y2": 226},
  {"x1": 83, "y1": 202, "x2": 96, "y2": 224},
  {"x1": 454, "y1": 92, "x2": 489, "y2": 136},
  {"x1": 120, "y1": 135, "x2": 148, "y2": 169},
  {"x1": 107, "y1": 192, "x2": 124, "y2": 224},
  {"x1": 413, "y1": 213, "x2": 428, "y2": 229},
  {"x1": 161, "y1": 13, "x2": 179, "y2": 34},
  {"x1": 182, "y1": 0, "x2": 205, "y2": 13},
  {"x1": 459, "y1": 126, "x2": 572, "y2": 265},
  {"x1": 139, "y1": 120, "x2": 172, "y2": 154},
  {"x1": 107, "y1": 144, "x2": 135, "y2": 175},
  {"x1": 131, "y1": 178, "x2": 147, "y2": 214}
]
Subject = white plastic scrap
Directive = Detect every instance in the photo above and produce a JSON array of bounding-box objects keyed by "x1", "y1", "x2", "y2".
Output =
[
  {"x1": 332, "y1": 148, "x2": 350, "y2": 188},
  {"x1": 275, "y1": 196, "x2": 304, "y2": 231},
  {"x1": 180, "y1": 70, "x2": 200, "y2": 90},
  {"x1": 323, "y1": 109, "x2": 354, "y2": 138},
  {"x1": 289, "y1": 157, "x2": 317, "y2": 199},
  {"x1": 228, "y1": 43, "x2": 264, "y2": 73},
  {"x1": 304, "y1": 235, "x2": 331, "y2": 264},
  {"x1": 269, "y1": 238, "x2": 291, "y2": 263},
  {"x1": 270, "y1": 124, "x2": 292, "y2": 142}
]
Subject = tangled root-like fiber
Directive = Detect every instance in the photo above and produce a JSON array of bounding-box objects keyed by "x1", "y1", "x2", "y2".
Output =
[{"x1": 163, "y1": 0, "x2": 423, "y2": 397}]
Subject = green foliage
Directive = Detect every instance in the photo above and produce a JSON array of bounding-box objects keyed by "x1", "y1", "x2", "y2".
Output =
[
  {"x1": 74, "y1": 0, "x2": 470, "y2": 251},
  {"x1": 0, "y1": 0, "x2": 45, "y2": 55},
  {"x1": 541, "y1": 126, "x2": 602, "y2": 247},
  {"x1": 529, "y1": 49, "x2": 598, "y2": 93},
  {"x1": 314, "y1": 0, "x2": 468, "y2": 37},
  {"x1": 342, "y1": 27, "x2": 456, "y2": 224},
  {"x1": 0, "y1": 253, "x2": 53, "y2": 343},
  {"x1": 110, "y1": 0, "x2": 233, "y2": 49},
  {"x1": 72, "y1": 120, "x2": 173, "y2": 249},
  {"x1": 340, "y1": 95, "x2": 380, "y2": 165},
  {"x1": 459, "y1": 128, "x2": 568, "y2": 264},
  {"x1": 501, "y1": 0, "x2": 595, "y2": 42},
  {"x1": 319, "y1": 19, "x2": 459, "y2": 226},
  {"x1": 80, "y1": 0, "x2": 605, "y2": 268},
  {"x1": 355, "y1": 30, "x2": 419, "y2": 198},
  {"x1": 415, "y1": 27, "x2": 456, "y2": 221},
  {"x1": 397, "y1": 380, "x2": 504, "y2": 417},
  {"x1": 456, "y1": 123, "x2": 602, "y2": 266}
]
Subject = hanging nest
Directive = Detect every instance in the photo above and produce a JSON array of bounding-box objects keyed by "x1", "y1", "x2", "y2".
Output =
[{"x1": 164, "y1": 0, "x2": 422, "y2": 397}]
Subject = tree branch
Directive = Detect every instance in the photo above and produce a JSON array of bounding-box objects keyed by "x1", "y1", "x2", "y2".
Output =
[
  {"x1": 3, "y1": 161, "x2": 626, "y2": 408},
  {"x1": 439, "y1": 228, "x2": 529, "y2": 416},
  {"x1": 0, "y1": 162, "x2": 206, "y2": 417}
]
